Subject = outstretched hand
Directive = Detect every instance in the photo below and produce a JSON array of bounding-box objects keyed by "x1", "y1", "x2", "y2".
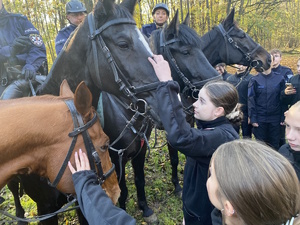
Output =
[
  {"x1": 148, "y1": 54, "x2": 172, "y2": 82},
  {"x1": 68, "y1": 149, "x2": 91, "y2": 174}
]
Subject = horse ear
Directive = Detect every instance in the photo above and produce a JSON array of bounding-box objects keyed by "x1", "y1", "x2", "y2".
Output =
[
  {"x1": 166, "y1": 10, "x2": 180, "y2": 38},
  {"x1": 74, "y1": 81, "x2": 93, "y2": 116},
  {"x1": 183, "y1": 13, "x2": 190, "y2": 26},
  {"x1": 223, "y1": 8, "x2": 235, "y2": 28},
  {"x1": 120, "y1": 0, "x2": 137, "y2": 15},
  {"x1": 95, "y1": 0, "x2": 115, "y2": 17},
  {"x1": 60, "y1": 79, "x2": 74, "y2": 98}
]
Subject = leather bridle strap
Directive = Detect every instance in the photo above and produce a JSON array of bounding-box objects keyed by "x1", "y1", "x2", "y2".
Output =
[{"x1": 217, "y1": 23, "x2": 261, "y2": 65}]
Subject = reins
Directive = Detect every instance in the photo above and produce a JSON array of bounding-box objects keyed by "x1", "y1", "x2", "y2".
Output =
[{"x1": 105, "y1": 94, "x2": 152, "y2": 183}]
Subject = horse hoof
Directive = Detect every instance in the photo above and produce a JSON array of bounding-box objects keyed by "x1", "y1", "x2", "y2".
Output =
[
  {"x1": 0, "y1": 196, "x2": 4, "y2": 204},
  {"x1": 174, "y1": 189, "x2": 183, "y2": 198},
  {"x1": 144, "y1": 213, "x2": 159, "y2": 224}
]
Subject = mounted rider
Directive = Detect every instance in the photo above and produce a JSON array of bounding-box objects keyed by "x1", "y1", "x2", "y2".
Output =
[
  {"x1": 0, "y1": 0, "x2": 47, "y2": 99},
  {"x1": 55, "y1": 0, "x2": 87, "y2": 55},
  {"x1": 141, "y1": 3, "x2": 169, "y2": 38}
]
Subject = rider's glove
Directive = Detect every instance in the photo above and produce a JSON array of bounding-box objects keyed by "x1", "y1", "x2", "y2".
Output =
[
  {"x1": 22, "y1": 64, "x2": 36, "y2": 81},
  {"x1": 10, "y1": 36, "x2": 32, "y2": 56}
]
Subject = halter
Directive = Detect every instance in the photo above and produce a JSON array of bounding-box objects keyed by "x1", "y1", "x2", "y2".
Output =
[
  {"x1": 159, "y1": 29, "x2": 222, "y2": 99},
  {"x1": 217, "y1": 23, "x2": 262, "y2": 67},
  {"x1": 87, "y1": 13, "x2": 160, "y2": 108},
  {"x1": 50, "y1": 99, "x2": 115, "y2": 187}
]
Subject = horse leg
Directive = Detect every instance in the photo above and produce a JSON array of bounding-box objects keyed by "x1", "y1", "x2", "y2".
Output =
[
  {"x1": 168, "y1": 144, "x2": 183, "y2": 197},
  {"x1": 117, "y1": 159, "x2": 129, "y2": 211},
  {"x1": 7, "y1": 178, "x2": 28, "y2": 225},
  {"x1": 132, "y1": 144, "x2": 158, "y2": 224}
]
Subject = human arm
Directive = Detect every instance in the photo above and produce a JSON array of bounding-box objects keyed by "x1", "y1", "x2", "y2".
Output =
[{"x1": 68, "y1": 150, "x2": 136, "y2": 225}]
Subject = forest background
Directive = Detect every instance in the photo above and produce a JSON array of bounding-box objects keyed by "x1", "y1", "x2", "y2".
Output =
[{"x1": 3, "y1": 0, "x2": 300, "y2": 72}]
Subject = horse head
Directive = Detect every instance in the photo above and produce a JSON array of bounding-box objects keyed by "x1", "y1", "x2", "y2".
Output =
[
  {"x1": 54, "y1": 80, "x2": 121, "y2": 204},
  {"x1": 39, "y1": 0, "x2": 162, "y2": 126},
  {"x1": 201, "y1": 8, "x2": 271, "y2": 71},
  {"x1": 149, "y1": 10, "x2": 220, "y2": 99}
]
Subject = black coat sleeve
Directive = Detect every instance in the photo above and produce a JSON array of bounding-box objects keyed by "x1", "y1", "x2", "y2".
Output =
[{"x1": 72, "y1": 170, "x2": 136, "y2": 225}]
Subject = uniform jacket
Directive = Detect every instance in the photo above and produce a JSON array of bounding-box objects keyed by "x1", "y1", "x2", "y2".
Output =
[
  {"x1": 73, "y1": 170, "x2": 136, "y2": 225},
  {"x1": 222, "y1": 70, "x2": 231, "y2": 81},
  {"x1": 141, "y1": 23, "x2": 156, "y2": 38},
  {"x1": 281, "y1": 74, "x2": 300, "y2": 107},
  {"x1": 0, "y1": 5, "x2": 46, "y2": 71},
  {"x1": 248, "y1": 71, "x2": 285, "y2": 124},
  {"x1": 227, "y1": 72, "x2": 253, "y2": 116},
  {"x1": 156, "y1": 81, "x2": 239, "y2": 223},
  {"x1": 279, "y1": 143, "x2": 300, "y2": 180},
  {"x1": 55, "y1": 24, "x2": 77, "y2": 55},
  {"x1": 272, "y1": 64, "x2": 293, "y2": 82}
]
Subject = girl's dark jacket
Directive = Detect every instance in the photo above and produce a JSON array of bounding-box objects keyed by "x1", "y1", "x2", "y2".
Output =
[
  {"x1": 279, "y1": 143, "x2": 300, "y2": 180},
  {"x1": 156, "y1": 81, "x2": 239, "y2": 223}
]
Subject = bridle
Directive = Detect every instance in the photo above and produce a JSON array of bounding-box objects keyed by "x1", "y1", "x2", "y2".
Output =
[
  {"x1": 87, "y1": 13, "x2": 160, "y2": 116},
  {"x1": 159, "y1": 29, "x2": 222, "y2": 99},
  {"x1": 217, "y1": 23, "x2": 262, "y2": 69},
  {"x1": 50, "y1": 99, "x2": 115, "y2": 187}
]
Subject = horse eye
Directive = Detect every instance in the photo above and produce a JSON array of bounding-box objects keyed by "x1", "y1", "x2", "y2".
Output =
[
  {"x1": 100, "y1": 141, "x2": 109, "y2": 152},
  {"x1": 118, "y1": 42, "x2": 129, "y2": 49}
]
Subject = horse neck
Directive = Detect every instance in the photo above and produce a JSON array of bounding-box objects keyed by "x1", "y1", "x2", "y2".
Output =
[{"x1": 200, "y1": 29, "x2": 222, "y2": 66}]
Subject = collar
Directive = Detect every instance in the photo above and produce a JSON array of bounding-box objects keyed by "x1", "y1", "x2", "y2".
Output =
[
  {"x1": 289, "y1": 146, "x2": 300, "y2": 164},
  {"x1": 197, "y1": 116, "x2": 229, "y2": 129}
]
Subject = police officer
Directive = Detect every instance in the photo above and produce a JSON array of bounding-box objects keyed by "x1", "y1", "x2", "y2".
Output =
[
  {"x1": 141, "y1": 3, "x2": 169, "y2": 38},
  {"x1": 0, "y1": 0, "x2": 47, "y2": 98},
  {"x1": 55, "y1": 0, "x2": 87, "y2": 55}
]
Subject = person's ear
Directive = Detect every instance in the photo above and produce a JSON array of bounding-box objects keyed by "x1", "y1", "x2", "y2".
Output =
[
  {"x1": 224, "y1": 200, "x2": 235, "y2": 217},
  {"x1": 214, "y1": 106, "x2": 225, "y2": 117}
]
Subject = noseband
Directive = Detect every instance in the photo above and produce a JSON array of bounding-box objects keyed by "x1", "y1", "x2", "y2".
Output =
[
  {"x1": 217, "y1": 24, "x2": 261, "y2": 67},
  {"x1": 87, "y1": 13, "x2": 160, "y2": 109},
  {"x1": 159, "y1": 29, "x2": 221, "y2": 99},
  {"x1": 50, "y1": 99, "x2": 115, "y2": 187}
]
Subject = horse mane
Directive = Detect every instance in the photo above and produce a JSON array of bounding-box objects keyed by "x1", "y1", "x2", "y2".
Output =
[{"x1": 151, "y1": 23, "x2": 202, "y2": 54}]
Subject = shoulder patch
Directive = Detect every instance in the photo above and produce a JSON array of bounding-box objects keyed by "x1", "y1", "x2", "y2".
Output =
[{"x1": 29, "y1": 34, "x2": 44, "y2": 47}]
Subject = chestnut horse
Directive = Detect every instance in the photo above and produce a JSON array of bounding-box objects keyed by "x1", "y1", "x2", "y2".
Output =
[{"x1": 0, "y1": 80, "x2": 120, "y2": 222}]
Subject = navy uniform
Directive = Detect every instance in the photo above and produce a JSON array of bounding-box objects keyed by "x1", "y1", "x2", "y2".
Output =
[
  {"x1": 73, "y1": 170, "x2": 136, "y2": 225},
  {"x1": 141, "y1": 23, "x2": 157, "y2": 38},
  {"x1": 156, "y1": 81, "x2": 239, "y2": 225},
  {"x1": 0, "y1": 4, "x2": 46, "y2": 96},
  {"x1": 248, "y1": 71, "x2": 285, "y2": 150},
  {"x1": 55, "y1": 24, "x2": 77, "y2": 55},
  {"x1": 227, "y1": 71, "x2": 253, "y2": 137},
  {"x1": 279, "y1": 143, "x2": 300, "y2": 180}
]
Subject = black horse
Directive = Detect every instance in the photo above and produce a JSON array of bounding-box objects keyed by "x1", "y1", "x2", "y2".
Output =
[
  {"x1": 2, "y1": 0, "x2": 163, "y2": 224},
  {"x1": 101, "y1": 10, "x2": 220, "y2": 224},
  {"x1": 165, "y1": 8, "x2": 272, "y2": 200}
]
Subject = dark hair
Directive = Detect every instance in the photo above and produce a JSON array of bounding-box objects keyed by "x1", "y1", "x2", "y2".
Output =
[{"x1": 203, "y1": 80, "x2": 242, "y2": 125}]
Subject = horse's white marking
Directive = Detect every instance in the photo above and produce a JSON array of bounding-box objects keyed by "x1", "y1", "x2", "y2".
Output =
[{"x1": 135, "y1": 27, "x2": 153, "y2": 56}]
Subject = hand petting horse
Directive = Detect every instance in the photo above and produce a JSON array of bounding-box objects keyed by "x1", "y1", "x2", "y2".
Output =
[{"x1": 0, "y1": 80, "x2": 120, "y2": 204}]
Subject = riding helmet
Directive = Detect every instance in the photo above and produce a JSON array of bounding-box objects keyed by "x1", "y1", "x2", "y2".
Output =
[
  {"x1": 152, "y1": 3, "x2": 169, "y2": 16},
  {"x1": 66, "y1": 0, "x2": 87, "y2": 14}
]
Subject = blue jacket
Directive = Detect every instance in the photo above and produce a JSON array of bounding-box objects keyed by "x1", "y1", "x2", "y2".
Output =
[
  {"x1": 281, "y1": 74, "x2": 300, "y2": 107},
  {"x1": 248, "y1": 71, "x2": 285, "y2": 124},
  {"x1": 73, "y1": 170, "x2": 136, "y2": 225},
  {"x1": 227, "y1": 72, "x2": 253, "y2": 116},
  {"x1": 55, "y1": 24, "x2": 77, "y2": 55},
  {"x1": 141, "y1": 23, "x2": 157, "y2": 38},
  {"x1": 0, "y1": 5, "x2": 46, "y2": 71},
  {"x1": 279, "y1": 143, "x2": 300, "y2": 180},
  {"x1": 272, "y1": 64, "x2": 293, "y2": 82},
  {"x1": 156, "y1": 81, "x2": 239, "y2": 224}
]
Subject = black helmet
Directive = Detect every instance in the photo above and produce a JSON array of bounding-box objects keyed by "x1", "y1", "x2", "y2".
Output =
[
  {"x1": 66, "y1": 0, "x2": 87, "y2": 14},
  {"x1": 152, "y1": 3, "x2": 169, "y2": 16}
]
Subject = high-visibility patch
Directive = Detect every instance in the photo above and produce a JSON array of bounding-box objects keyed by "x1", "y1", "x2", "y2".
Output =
[{"x1": 29, "y1": 34, "x2": 43, "y2": 47}]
